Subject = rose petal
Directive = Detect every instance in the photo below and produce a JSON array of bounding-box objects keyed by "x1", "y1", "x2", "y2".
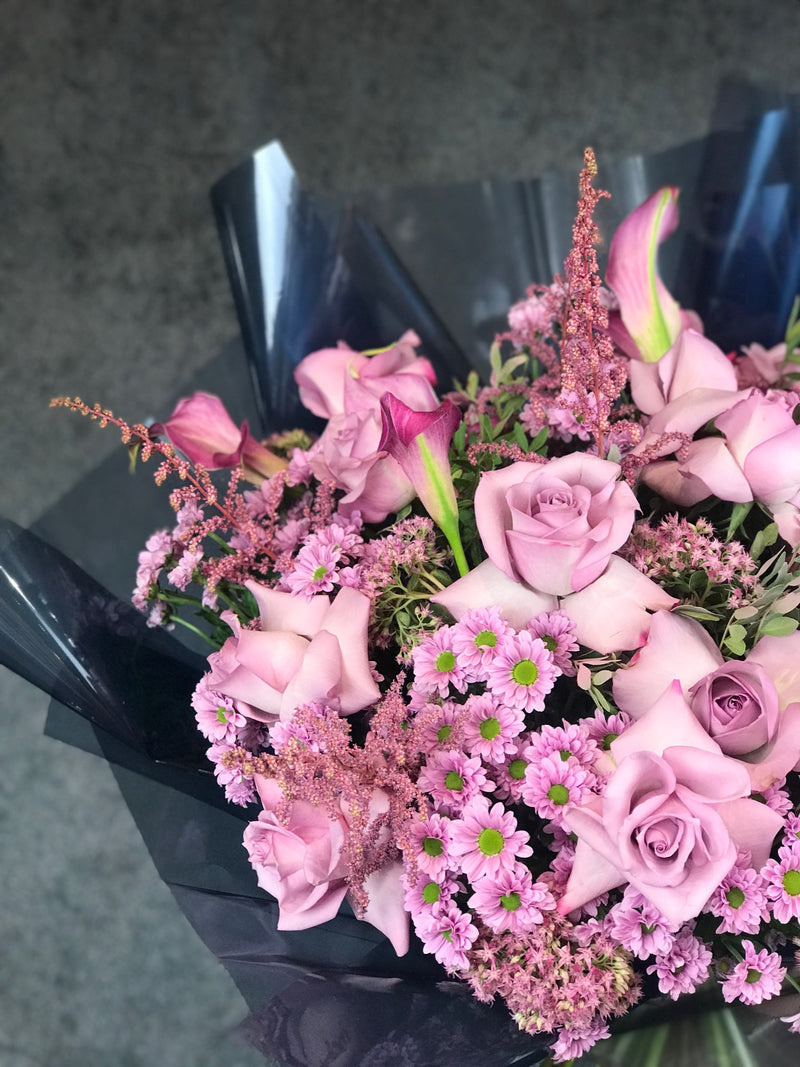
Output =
[{"x1": 430, "y1": 559, "x2": 557, "y2": 628}]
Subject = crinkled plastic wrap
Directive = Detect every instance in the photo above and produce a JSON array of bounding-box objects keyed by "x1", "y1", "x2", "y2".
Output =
[{"x1": 4, "y1": 84, "x2": 800, "y2": 1066}]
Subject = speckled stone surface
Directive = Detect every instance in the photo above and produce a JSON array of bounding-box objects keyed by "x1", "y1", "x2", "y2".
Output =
[{"x1": 4, "y1": 2, "x2": 800, "y2": 1064}]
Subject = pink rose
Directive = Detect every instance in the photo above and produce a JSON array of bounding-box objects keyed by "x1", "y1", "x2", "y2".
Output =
[
  {"x1": 244, "y1": 777, "x2": 409, "y2": 954},
  {"x1": 560, "y1": 683, "x2": 783, "y2": 926},
  {"x1": 474, "y1": 454, "x2": 639, "y2": 595},
  {"x1": 244, "y1": 777, "x2": 350, "y2": 930},
  {"x1": 206, "y1": 584, "x2": 380, "y2": 721},
  {"x1": 612, "y1": 611, "x2": 800, "y2": 791},
  {"x1": 294, "y1": 331, "x2": 437, "y2": 420},
  {"x1": 307, "y1": 408, "x2": 415, "y2": 523}
]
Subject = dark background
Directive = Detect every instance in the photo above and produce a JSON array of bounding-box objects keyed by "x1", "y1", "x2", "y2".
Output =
[{"x1": 4, "y1": 3, "x2": 800, "y2": 1064}]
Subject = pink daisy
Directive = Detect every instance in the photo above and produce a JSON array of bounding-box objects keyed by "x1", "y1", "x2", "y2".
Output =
[
  {"x1": 412, "y1": 626, "x2": 468, "y2": 698},
  {"x1": 285, "y1": 541, "x2": 341, "y2": 598},
  {"x1": 416, "y1": 903, "x2": 479, "y2": 971},
  {"x1": 526, "y1": 610, "x2": 578, "y2": 674},
  {"x1": 549, "y1": 1017, "x2": 610, "y2": 1063},
  {"x1": 521, "y1": 752, "x2": 593, "y2": 824},
  {"x1": 418, "y1": 750, "x2": 494, "y2": 815},
  {"x1": 762, "y1": 843, "x2": 800, "y2": 923},
  {"x1": 485, "y1": 630, "x2": 557, "y2": 712},
  {"x1": 461, "y1": 693, "x2": 525, "y2": 764},
  {"x1": 467, "y1": 864, "x2": 555, "y2": 933},
  {"x1": 415, "y1": 701, "x2": 464, "y2": 755},
  {"x1": 406, "y1": 812, "x2": 454, "y2": 879},
  {"x1": 448, "y1": 797, "x2": 532, "y2": 881},
  {"x1": 705, "y1": 862, "x2": 770, "y2": 935},
  {"x1": 606, "y1": 889, "x2": 675, "y2": 960},
  {"x1": 490, "y1": 733, "x2": 535, "y2": 803},
  {"x1": 721, "y1": 940, "x2": 786, "y2": 1005},
  {"x1": 450, "y1": 606, "x2": 513, "y2": 682},
  {"x1": 524, "y1": 721, "x2": 598, "y2": 769},
  {"x1": 646, "y1": 926, "x2": 712, "y2": 1000}
]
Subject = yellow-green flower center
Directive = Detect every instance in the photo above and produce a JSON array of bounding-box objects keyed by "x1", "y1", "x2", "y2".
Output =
[
  {"x1": 547, "y1": 783, "x2": 570, "y2": 806},
  {"x1": 745, "y1": 968, "x2": 762, "y2": 984},
  {"x1": 726, "y1": 886, "x2": 745, "y2": 909},
  {"x1": 422, "y1": 881, "x2": 441, "y2": 904},
  {"x1": 312, "y1": 564, "x2": 328, "y2": 581},
  {"x1": 437, "y1": 724, "x2": 452, "y2": 743},
  {"x1": 436, "y1": 650, "x2": 456, "y2": 673},
  {"x1": 783, "y1": 869, "x2": 800, "y2": 896},
  {"x1": 479, "y1": 717, "x2": 501, "y2": 740},
  {"x1": 500, "y1": 891, "x2": 521, "y2": 912},
  {"x1": 508, "y1": 758, "x2": 527, "y2": 781},
  {"x1": 475, "y1": 629, "x2": 497, "y2": 649},
  {"x1": 445, "y1": 771, "x2": 464, "y2": 791},
  {"x1": 478, "y1": 827, "x2": 505, "y2": 856},
  {"x1": 512, "y1": 658, "x2": 538, "y2": 686},
  {"x1": 423, "y1": 836, "x2": 444, "y2": 857}
]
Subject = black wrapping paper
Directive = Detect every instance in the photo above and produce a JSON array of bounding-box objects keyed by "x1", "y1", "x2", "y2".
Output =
[{"x1": 5, "y1": 84, "x2": 800, "y2": 1065}]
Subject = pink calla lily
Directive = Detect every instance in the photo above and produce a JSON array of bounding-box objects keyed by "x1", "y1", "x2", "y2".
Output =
[
  {"x1": 606, "y1": 186, "x2": 684, "y2": 363},
  {"x1": 151, "y1": 391, "x2": 287, "y2": 481},
  {"x1": 379, "y1": 394, "x2": 468, "y2": 575}
]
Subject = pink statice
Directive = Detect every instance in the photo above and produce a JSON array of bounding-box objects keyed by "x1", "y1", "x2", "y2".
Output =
[
  {"x1": 448, "y1": 796, "x2": 532, "y2": 881},
  {"x1": 526, "y1": 610, "x2": 579, "y2": 674},
  {"x1": 417, "y1": 750, "x2": 493, "y2": 815},
  {"x1": 606, "y1": 889, "x2": 676, "y2": 960},
  {"x1": 412, "y1": 626, "x2": 468, "y2": 698},
  {"x1": 416, "y1": 903, "x2": 479, "y2": 971},
  {"x1": 762, "y1": 843, "x2": 800, "y2": 923},
  {"x1": 192, "y1": 675, "x2": 247, "y2": 743},
  {"x1": 705, "y1": 861, "x2": 770, "y2": 935},
  {"x1": 521, "y1": 752, "x2": 594, "y2": 825},
  {"x1": 721, "y1": 940, "x2": 787, "y2": 1005},
  {"x1": 646, "y1": 926, "x2": 712, "y2": 1000},
  {"x1": 485, "y1": 630, "x2": 557, "y2": 712},
  {"x1": 406, "y1": 811, "x2": 454, "y2": 879},
  {"x1": 550, "y1": 1017, "x2": 610, "y2": 1063},
  {"x1": 450, "y1": 606, "x2": 513, "y2": 682},
  {"x1": 168, "y1": 545, "x2": 204, "y2": 590},
  {"x1": 468, "y1": 864, "x2": 555, "y2": 934},
  {"x1": 524, "y1": 721, "x2": 599, "y2": 770},
  {"x1": 461, "y1": 693, "x2": 525, "y2": 764},
  {"x1": 146, "y1": 601, "x2": 172, "y2": 629}
]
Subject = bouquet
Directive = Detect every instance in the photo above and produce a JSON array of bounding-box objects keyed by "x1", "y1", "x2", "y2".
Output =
[{"x1": 45, "y1": 146, "x2": 800, "y2": 1062}]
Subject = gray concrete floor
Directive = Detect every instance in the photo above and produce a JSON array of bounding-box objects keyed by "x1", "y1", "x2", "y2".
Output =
[{"x1": 4, "y1": 2, "x2": 800, "y2": 1064}]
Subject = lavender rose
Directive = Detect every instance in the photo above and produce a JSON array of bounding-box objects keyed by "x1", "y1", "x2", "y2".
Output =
[
  {"x1": 688, "y1": 661, "x2": 780, "y2": 756},
  {"x1": 474, "y1": 453, "x2": 639, "y2": 596}
]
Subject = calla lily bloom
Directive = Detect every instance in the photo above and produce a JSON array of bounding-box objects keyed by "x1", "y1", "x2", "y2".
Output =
[
  {"x1": 606, "y1": 186, "x2": 684, "y2": 363},
  {"x1": 379, "y1": 394, "x2": 468, "y2": 576},
  {"x1": 151, "y1": 391, "x2": 287, "y2": 481}
]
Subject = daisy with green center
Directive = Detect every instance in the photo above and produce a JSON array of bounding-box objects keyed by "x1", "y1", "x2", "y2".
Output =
[
  {"x1": 520, "y1": 751, "x2": 593, "y2": 825},
  {"x1": 485, "y1": 630, "x2": 557, "y2": 713},
  {"x1": 407, "y1": 811, "x2": 454, "y2": 878},
  {"x1": 721, "y1": 940, "x2": 787, "y2": 1005},
  {"x1": 762, "y1": 842, "x2": 800, "y2": 923},
  {"x1": 461, "y1": 692, "x2": 525, "y2": 764},
  {"x1": 448, "y1": 795, "x2": 532, "y2": 881},
  {"x1": 451, "y1": 606, "x2": 513, "y2": 682},
  {"x1": 411, "y1": 625, "x2": 468, "y2": 698},
  {"x1": 467, "y1": 863, "x2": 555, "y2": 933},
  {"x1": 417, "y1": 750, "x2": 493, "y2": 815}
]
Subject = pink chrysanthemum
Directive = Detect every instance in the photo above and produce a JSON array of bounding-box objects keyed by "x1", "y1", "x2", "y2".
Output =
[
  {"x1": 606, "y1": 889, "x2": 675, "y2": 960},
  {"x1": 549, "y1": 1017, "x2": 610, "y2": 1063},
  {"x1": 415, "y1": 701, "x2": 464, "y2": 756},
  {"x1": 417, "y1": 750, "x2": 494, "y2": 815},
  {"x1": 485, "y1": 630, "x2": 557, "y2": 712},
  {"x1": 705, "y1": 862, "x2": 770, "y2": 935},
  {"x1": 416, "y1": 903, "x2": 479, "y2": 971},
  {"x1": 461, "y1": 693, "x2": 525, "y2": 764},
  {"x1": 403, "y1": 869, "x2": 462, "y2": 916},
  {"x1": 524, "y1": 721, "x2": 598, "y2": 769},
  {"x1": 285, "y1": 541, "x2": 341, "y2": 598},
  {"x1": 450, "y1": 606, "x2": 513, "y2": 682},
  {"x1": 192, "y1": 677, "x2": 247, "y2": 744},
  {"x1": 721, "y1": 940, "x2": 787, "y2": 1005},
  {"x1": 406, "y1": 812, "x2": 454, "y2": 879},
  {"x1": 762, "y1": 843, "x2": 800, "y2": 923},
  {"x1": 581, "y1": 706, "x2": 633, "y2": 751},
  {"x1": 468, "y1": 864, "x2": 555, "y2": 933},
  {"x1": 412, "y1": 626, "x2": 468, "y2": 698},
  {"x1": 782, "y1": 813, "x2": 800, "y2": 848},
  {"x1": 759, "y1": 778, "x2": 793, "y2": 817},
  {"x1": 521, "y1": 752, "x2": 593, "y2": 824},
  {"x1": 449, "y1": 797, "x2": 532, "y2": 881},
  {"x1": 526, "y1": 610, "x2": 579, "y2": 674},
  {"x1": 490, "y1": 733, "x2": 535, "y2": 803},
  {"x1": 646, "y1": 926, "x2": 713, "y2": 1000}
]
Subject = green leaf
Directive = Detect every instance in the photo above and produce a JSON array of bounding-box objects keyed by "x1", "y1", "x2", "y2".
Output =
[
  {"x1": 529, "y1": 427, "x2": 549, "y2": 454},
  {"x1": 760, "y1": 614, "x2": 799, "y2": 637},
  {"x1": 726, "y1": 501, "x2": 753, "y2": 541},
  {"x1": 512, "y1": 421, "x2": 529, "y2": 451},
  {"x1": 675, "y1": 604, "x2": 721, "y2": 622},
  {"x1": 723, "y1": 623, "x2": 748, "y2": 656},
  {"x1": 750, "y1": 522, "x2": 778, "y2": 559}
]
